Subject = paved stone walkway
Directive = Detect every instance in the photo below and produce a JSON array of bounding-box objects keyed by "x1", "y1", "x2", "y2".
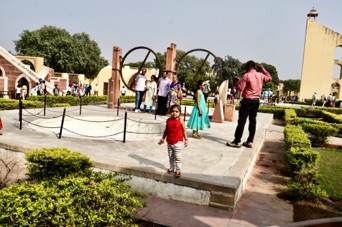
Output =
[{"x1": 0, "y1": 104, "x2": 294, "y2": 226}]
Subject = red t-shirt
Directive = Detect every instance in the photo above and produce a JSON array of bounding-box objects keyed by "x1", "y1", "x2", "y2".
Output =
[{"x1": 166, "y1": 118, "x2": 184, "y2": 144}]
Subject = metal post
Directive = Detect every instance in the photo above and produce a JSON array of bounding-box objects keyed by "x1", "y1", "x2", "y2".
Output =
[
  {"x1": 154, "y1": 100, "x2": 158, "y2": 120},
  {"x1": 117, "y1": 98, "x2": 120, "y2": 116},
  {"x1": 59, "y1": 108, "x2": 66, "y2": 139},
  {"x1": 19, "y1": 98, "x2": 22, "y2": 130},
  {"x1": 183, "y1": 106, "x2": 187, "y2": 122},
  {"x1": 79, "y1": 96, "x2": 82, "y2": 115},
  {"x1": 123, "y1": 111, "x2": 127, "y2": 143},
  {"x1": 44, "y1": 95, "x2": 46, "y2": 116},
  {"x1": 207, "y1": 99, "x2": 209, "y2": 114}
]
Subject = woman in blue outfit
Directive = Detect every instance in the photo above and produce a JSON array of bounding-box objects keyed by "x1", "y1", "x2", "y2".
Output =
[{"x1": 187, "y1": 80, "x2": 211, "y2": 139}]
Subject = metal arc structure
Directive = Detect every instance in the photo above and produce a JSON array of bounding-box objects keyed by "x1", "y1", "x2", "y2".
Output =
[
  {"x1": 119, "y1": 46, "x2": 162, "y2": 91},
  {"x1": 175, "y1": 48, "x2": 222, "y2": 90}
]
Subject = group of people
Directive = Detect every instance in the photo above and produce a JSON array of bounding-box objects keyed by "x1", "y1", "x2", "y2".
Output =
[
  {"x1": 66, "y1": 82, "x2": 95, "y2": 97},
  {"x1": 262, "y1": 88, "x2": 273, "y2": 104},
  {"x1": 314, "y1": 93, "x2": 336, "y2": 108},
  {"x1": 158, "y1": 61, "x2": 272, "y2": 178},
  {"x1": 30, "y1": 79, "x2": 47, "y2": 97},
  {"x1": 16, "y1": 79, "x2": 100, "y2": 98},
  {"x1": 133, "y1": 69, "x2": 183, "y2": 114},
  {"x1": 15, "y1": 81, "x2": 28, "y2": 100}
]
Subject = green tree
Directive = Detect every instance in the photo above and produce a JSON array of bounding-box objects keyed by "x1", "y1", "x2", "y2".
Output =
[
  {"x1": 260, "y1": 62, "x2": 279, "y2": 85},
  {"x1": 175, "y1": 50, "x2": 212, "y2": 93},
  {"x1": 219, "y1": 56, "x2": 243, "y2": 88},
  {"x1": 125, "y1": 61, "x2": 155, "y2": 69},
  {"x1": 14, "y1": 26, "x2": 109, "y2": 79},
  {"x1": 282, "y1": 79, "x2": 301, "y2": 94}
]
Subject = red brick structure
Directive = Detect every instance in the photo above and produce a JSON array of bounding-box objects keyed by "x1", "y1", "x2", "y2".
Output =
[{"x1": 0, "y1": 46, "x2": 69, "y2": 98}]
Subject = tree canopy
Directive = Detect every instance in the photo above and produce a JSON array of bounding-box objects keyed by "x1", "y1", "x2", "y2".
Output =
[
  {"x1": 282, "y1": 79, "x2": 301, "y2": 94},
  {"x1": 14, "y1": 26, "x2": 109, "y2": 79}
]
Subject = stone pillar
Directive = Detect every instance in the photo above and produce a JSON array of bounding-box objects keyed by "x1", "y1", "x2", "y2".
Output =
[
  {"x1": 165, "y1": 43, "x2": 177, "y2": 79},
  {"x1": 108, "y1": 46, "x2": 122, "y2": 109},
  {"x1": 4, "y1": 76, "x2": 8, "y2": 98},
  {"x1": 211, "y1": 98, "x2": 224, "y2": 123}
]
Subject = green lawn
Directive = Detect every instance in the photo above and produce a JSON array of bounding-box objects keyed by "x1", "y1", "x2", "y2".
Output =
[{"x1": 314, "y1": 148, "x2": 342, "y2": 200}]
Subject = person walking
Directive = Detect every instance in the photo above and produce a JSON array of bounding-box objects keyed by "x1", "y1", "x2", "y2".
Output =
[
  {"x1": 53, "y1": 84, "x2": 60, "y2": 96},
  {"x1": 31, "y1": 83, "x2": 38, "y2": 96},
  {"x1": 94, "y1": 84, "x2": 99, "y2": 96},
  {"x1": 231, "y1": 87, "x2": 236, "y2": 104},
  {"x1": 143, "y1": 75, "x2": 157, "y2": 113},
  {"x1": 158, "y1": 104, "x2": 188, "y2": 178},
  {"x1": 187, "y1": 80, "x2": 211, "y2": 139},
  {"x1": 311, "y1": 92, "x2": 317, "y2": 107},
  {"x1": 227, "y1": 61, "x2": 272, "y2": 148},
  {"x1": 16, "y1": 82, "x2": 21, "y2": 100},
  {"x1": 331, "y1": 94, "x2": 336, "y2": 108},
  {"x1": 321, "y1": 94, "x2": 326, "y2": 107},
  {"x1": 134, "y1": 68, "x2": 147, "y2": 113},
  {"x1": 21, "y1": 84, "x2": 27, "y2": 100},
  {"x1": 156, "y1": 71, "x2": 171, "y2": 115},
  {"x1": 121, "y1": 86, "x2": 126, "y2": 96}
]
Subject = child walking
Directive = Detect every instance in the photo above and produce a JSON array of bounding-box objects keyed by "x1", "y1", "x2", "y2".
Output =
[{"x1": 158, "y1": 104, "x2": 188, "y2": 178}]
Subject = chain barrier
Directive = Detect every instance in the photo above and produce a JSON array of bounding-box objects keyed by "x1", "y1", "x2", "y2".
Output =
[
  {"x1": 125, "y1": 130, "x2": 163, "y2": 135},
  {"x1": 62, "y1": 127, "x2": 124, "y2": 138},
  {"x1": 23, "y1": 108, "x2": 63, "y2": 119},
  {"x1": 126, "y1": 117, "x2": 165, "y2": 125},
  {"x1": 65, "y1": 114, "x2": 124, "y2": 123},
  {"x1": 19, "y1": 105, "x2": 167, "y2": 142},
  {"x1": 22, "y1": 118, "x2": 60, "y2": 129}
]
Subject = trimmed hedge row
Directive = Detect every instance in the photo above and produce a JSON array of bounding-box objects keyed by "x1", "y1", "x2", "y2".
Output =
[
  {"x1": 321, "y1": 110, "x2": 342, "y2": 124},
  {"x1": 0, "y1": 96, "x2": 108, "y2": 110},
  {"x1": 283, "y1": 109, "x2": 327, "y2": 200}
]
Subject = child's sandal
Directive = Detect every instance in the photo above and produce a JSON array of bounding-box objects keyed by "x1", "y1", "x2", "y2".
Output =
[
  {"x1": 175, "y1": 171, "x2": 181, "y2": 178},
  {"x1": 192, "y1": 132, "x2": 202, "y2": 139},
  {"x1": 167, "y1": 168, "x2": 173, "y2": 174}
]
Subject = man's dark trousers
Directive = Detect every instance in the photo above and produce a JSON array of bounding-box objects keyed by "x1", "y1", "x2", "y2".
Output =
[{"x1": 233, "y1": 98, "x2": 259, "y2": 143}]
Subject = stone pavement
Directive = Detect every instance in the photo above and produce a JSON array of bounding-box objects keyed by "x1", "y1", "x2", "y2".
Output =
[{"x1": 0, "y1": 103, "x2": 294, "y2": 226}]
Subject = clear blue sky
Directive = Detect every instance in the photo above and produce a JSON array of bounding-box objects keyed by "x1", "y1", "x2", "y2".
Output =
[{"x1": 1, "y1": 0, "x2": 341, "y2": 80}]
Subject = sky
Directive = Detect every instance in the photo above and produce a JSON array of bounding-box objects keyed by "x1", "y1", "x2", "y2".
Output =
[{"x1": 1, "y1": 0, "x2": 342, "y2": 80}]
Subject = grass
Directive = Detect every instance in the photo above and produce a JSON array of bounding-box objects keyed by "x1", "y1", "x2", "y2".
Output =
[{"x1": 314, "y1": 148, "x2": 342, "y2": 200}]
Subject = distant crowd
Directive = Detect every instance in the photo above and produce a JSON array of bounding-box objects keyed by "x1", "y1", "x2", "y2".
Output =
[{"x1": 14, "y1": 79, "x2": 100, "y2": 100}]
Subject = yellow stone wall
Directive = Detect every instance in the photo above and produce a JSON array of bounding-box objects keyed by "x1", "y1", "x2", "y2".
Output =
[
  {"x1": 16, "y1": 56, "x2": 44, "y2": 73},
  {"x1": 93, "y1": 65, "x2": 159, "y2": 96},
  {"x1": 300, "y1": 19, "x2": 342, "y2": 101}
]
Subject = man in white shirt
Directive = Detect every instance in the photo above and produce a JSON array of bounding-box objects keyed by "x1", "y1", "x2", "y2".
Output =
[
  {"x1": 134, "y1": 69, "x2": 147, "y2": 112},
  {"x1": 121, "y1": 86, "x2": 126, "y2": 96}
]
